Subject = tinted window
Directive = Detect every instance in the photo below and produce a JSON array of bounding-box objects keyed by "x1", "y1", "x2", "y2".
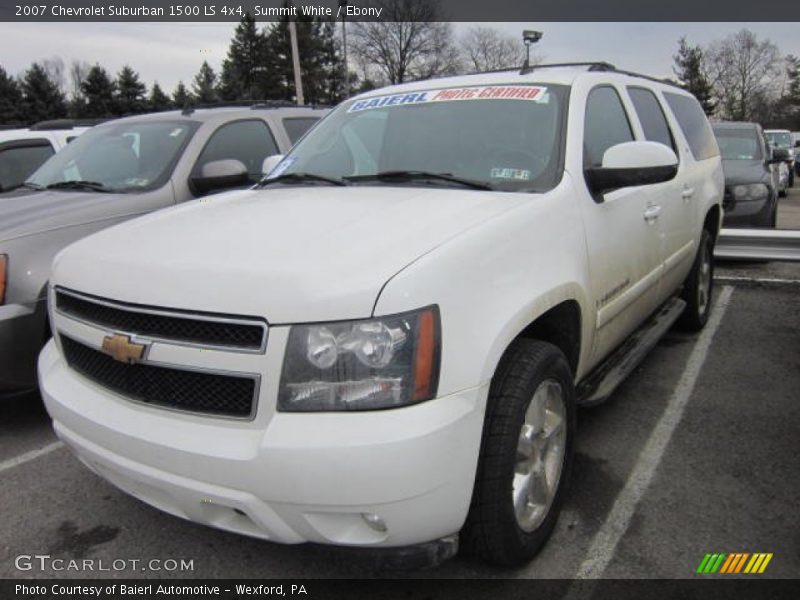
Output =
[
  {"x1": 583, "y1": 86, "x2": 634, "y2": 167},
  {"x1": 712, "y1": 127, "x2": 762, "y2": 161},
  {"x1": 283, "y1": 117, "x2": 319, "y2": 144},
  {"x1": 0, "y1": 143, "x2": 54, "y2": 191},
  {"x1": 663, "y1": 92, "x2": 719, "y2": 160},
  {"x1": 196, "y1": 120, "x2": 279, "y2": 183},
  {"x1": 628, "y1": 87, "x2": 675, "y2": 151}
]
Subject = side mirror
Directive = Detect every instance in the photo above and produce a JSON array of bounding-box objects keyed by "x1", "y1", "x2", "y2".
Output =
[
  {"x1": 584, "y1": 141, "x2": 678, "y2": 200},
  {"x1": 770, "y1": 147, "x2": 789, "y2": 163},
  {"x1": 794, "y1": 140, "x2": 800, "y2": 148},
  {"x1": 262, "y1": 154, "x2": 285, "y2": 177},
  {"x1": 190, "y1": 159, "x2": 249, "y2": 195}
]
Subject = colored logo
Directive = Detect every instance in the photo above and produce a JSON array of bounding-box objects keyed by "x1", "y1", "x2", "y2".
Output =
[
  {"x1": 696, "y1": 552, "x2": 773, "y2": 574},
  {"x1": 101, "y1": 333, "x2": 148, "y2": 364}
]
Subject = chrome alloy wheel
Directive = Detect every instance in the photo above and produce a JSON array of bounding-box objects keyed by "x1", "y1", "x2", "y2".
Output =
[
  {"x1": 698, "y1": 242, "x2": 712, "y2": 315},
  {"x1": 512, "y1": 379, "x2": 567, "y2": 532}
]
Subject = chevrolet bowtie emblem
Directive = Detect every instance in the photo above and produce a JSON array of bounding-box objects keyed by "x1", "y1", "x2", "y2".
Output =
[{"x1": 101, "y1": 334, "x2": 148, "y2": 364}]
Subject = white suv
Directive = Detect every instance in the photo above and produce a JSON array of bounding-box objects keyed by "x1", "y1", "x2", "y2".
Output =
[
  {"x1": 40, "y1": 64, "x2": 723, "y2": 566},
  {"x1": 0, "y1": 121, "x2": 90, "y2": 192}
]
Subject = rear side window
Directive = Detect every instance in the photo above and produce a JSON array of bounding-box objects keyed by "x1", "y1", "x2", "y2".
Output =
[
  {"x1": 627, "y1": 87, "x2": 676, "y2": 151},
  {"x1": 663, "y1": 92, "x2": 719, "y2": 160},
  {"x1": 195, "y1": 120, "x2": 279, "y2": 183},
  {"x1": 0, "y1": 142, "x2": 54, "y2": 192},
  {"x1": 283, "y1": 117, "x2": 319, "y2": 144},
  {"x1": 583, "y1": 86, "x2": 634, "y2": 167}
]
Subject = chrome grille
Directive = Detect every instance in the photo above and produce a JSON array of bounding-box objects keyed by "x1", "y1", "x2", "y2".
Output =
[{"x1": 55, "y1": 288, "x2": 266, "y2": 352}]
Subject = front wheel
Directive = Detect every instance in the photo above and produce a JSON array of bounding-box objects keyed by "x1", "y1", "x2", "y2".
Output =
[
  {"x1": 677, "y1": 229, "x2": 714, "y2": 332},
  {"x1": 461, "y1": 340, "x2": 575, "y2": 566}
]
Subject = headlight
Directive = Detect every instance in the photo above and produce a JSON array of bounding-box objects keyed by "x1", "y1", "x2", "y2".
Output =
[
  {"x1": 278, "y1": 306, "x2": 440, "y2": 412},
  {"x1": 731, "y1": 183, "x2": 768, "y2": 201},
  {"x1": 0, "y1": 255, "x2": 7, "y2": 305}
]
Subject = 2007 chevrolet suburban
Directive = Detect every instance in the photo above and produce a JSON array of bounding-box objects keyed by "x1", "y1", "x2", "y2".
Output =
[{"x1": 40, "y1": 63, "x2": 723, "y2": 566}]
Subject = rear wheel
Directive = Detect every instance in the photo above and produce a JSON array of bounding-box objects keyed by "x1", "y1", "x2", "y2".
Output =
[
  {"x1": 677, "y1": 229, "x2": 714, "y2": 332},
  {"x1": 461, "y1": 340, "x2": 575, "y2": 566}
]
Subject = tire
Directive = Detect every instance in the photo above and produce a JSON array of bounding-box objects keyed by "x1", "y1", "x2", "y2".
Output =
[
  {"x1": 461, "y1": 339, "x2": 575, "y2": 566},
  {"x1": 779, "y1": 187, "x2": 787, "y2": 198},
  {"x1": 677, "y1": 229, "x2": 714, "y2": 332}
]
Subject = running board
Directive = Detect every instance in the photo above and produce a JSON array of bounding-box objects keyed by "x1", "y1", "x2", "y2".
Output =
[{"x1": 577, "y1": 297, "x2": 686, "y2": 407}]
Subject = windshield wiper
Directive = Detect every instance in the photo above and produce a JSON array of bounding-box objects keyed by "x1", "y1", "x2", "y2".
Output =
[
  {"x1": 256, "y1": 172, "x2": 349, "y2": 187},
  {"x1": 346, "y1": 170, "x2": 494, "y2": 191},
  {"x1": 46, "y1": 180, "x2": 112, "y2": 193},
  {"x1": 8, "y1": 181, "x2": 45, "y2": 192}
]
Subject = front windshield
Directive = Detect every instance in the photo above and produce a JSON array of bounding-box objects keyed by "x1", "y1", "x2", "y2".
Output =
[
  {"x1": 271, "y1": 83, "x2": 567, "y2": 192},
  {"x1": 765, "y1": 131, "x2": 792, "y2": 149},
  {"x1": 28, "y1": 120, "x2": 199, "y2": 192},
  {"x1": 714, "y1": 128, "x2": 762, "y2": 160}
]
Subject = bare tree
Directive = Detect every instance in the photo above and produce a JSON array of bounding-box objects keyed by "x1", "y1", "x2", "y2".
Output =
[
  {"x1": 705, "y1": 29, "x2": 782, "y2": 122},
  {"x1": 349, "y1": 0, "x2": 462, "y2": 85},
  {"x1": 40, "y1": 56, "x2": 66, "y2": 95},
  {"x1": 68, "y1": 60, "x2": 91, "y2": 101},
  {"x1": 460, "y1": 26, "x2": 528, "y2": 73}
]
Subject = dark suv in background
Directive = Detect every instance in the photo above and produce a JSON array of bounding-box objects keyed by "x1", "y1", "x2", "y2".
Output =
[{"x1": 712, "y1": 121, "x2": 786, "y2": 228}]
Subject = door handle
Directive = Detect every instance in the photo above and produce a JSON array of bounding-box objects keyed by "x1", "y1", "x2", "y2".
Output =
[
  {"x1": 643, "y1": 205, "x2": 662, "y2": 223},
  {"x1": 681, "y1": 187, "x2": 695, "y2": 200}
]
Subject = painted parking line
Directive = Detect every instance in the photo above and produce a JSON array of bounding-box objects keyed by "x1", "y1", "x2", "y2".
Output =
[
  {"x1": 569, "y1": 285, "x2": 734, "y2": 583},
  {"x1": 0, "y1": 441, "x2": 63, "y2": 475},
  {"x1": 715, "y1": 275, "x2": 800, "y2": 286}
]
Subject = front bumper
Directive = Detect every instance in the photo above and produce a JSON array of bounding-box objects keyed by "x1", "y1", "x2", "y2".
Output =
[
  {"x1": 0, "y1": 299, "x2": 48, "y2": 394},
  {"x1": 39, "y1": 339, "x2": 487, "y2": 548}
]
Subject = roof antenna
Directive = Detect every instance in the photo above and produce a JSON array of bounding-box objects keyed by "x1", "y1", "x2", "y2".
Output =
[{"x1": 521, "y1": 30, "x2": 543, "y2": 75}]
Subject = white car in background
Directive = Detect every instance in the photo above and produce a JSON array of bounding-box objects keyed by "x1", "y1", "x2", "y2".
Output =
[
  {"x1": 764, "y1": 128, "x2": 795, "y2": 188},
  {"x1": 0, "y1": 121, "x2": 92, "y2": 193}
]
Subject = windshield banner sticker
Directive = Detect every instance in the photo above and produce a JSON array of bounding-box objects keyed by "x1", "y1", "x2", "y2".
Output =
[
  {"x1": 267, "y1": 156, "x2": 298, "y2": 179},
  {"x1": 347, "y1": 86, "x2": 549, "y2": 113}
]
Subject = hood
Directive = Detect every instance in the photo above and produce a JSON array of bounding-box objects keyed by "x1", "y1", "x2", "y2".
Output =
[
  {"x1": 721, "y1": 159, "x2": 771, "y2": 186},
  {"x1": 0, "y1": 189, "x2": 134, "y2": 242},
  {"x1": 53, "y1": 185, "x2": 528, "y2": 323}
]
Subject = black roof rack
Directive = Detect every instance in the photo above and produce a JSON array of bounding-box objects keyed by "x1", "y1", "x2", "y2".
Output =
[
  {"x1": 518, "y1": 61, "x2": 616, "y2": 75},
  {"x1": 179, "y1": 100, "x2": 329, "y2": 116},
  {"x1": 29, "y1": 118, "x2": 107, "y2": 131},
  {"x1": 483, "y1": 61, "x2": 683, "y2": 89}
]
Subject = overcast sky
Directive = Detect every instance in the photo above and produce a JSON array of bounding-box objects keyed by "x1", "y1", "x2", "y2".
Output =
[{"x1": 2, "y1": 22, "x2": 800, "y2": 94}]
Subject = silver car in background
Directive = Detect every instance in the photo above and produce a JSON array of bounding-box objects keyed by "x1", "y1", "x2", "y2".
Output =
[{"x1": 0, "y1": 104, "x2": 326, "y2": 396}]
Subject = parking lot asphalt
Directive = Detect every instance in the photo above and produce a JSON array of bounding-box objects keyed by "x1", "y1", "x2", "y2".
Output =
[{"x1": 2, "y1": 200, "x2": 799, "y2": 581}]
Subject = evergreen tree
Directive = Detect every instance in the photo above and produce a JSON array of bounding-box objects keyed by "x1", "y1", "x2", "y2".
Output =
[
  {"x1": 173, "y1": 81, "x2": 193, "y2": 108},
  {"x1": 673, "y1": 37, "x2": 716, "y2": 116},
  {"x1": 21, "y1": 62, "x2": 68, "y2": 123},
  {"x1": 115, "y1": 65, "x2": 147, "y2": 114},
  {"x1": 81, "y1": 65, "x2": 117, "y2": 118},
  {"x1": 148, "y1": 82, "x2": 172, "y2": 112},
  {"x1": 218, "y1": 13, "x2": 272, "y2": 100},
  {"x1": 267, "y1": 13, "x2": 345, "y2": 104},
  {"x1": 192, "y1": 61, "x2": 218, "y2": 104},
  {"x1": 0, "y1": 65, "x2": 25, "y2": 125}
]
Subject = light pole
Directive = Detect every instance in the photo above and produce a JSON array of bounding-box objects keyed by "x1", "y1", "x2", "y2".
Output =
[
  {"x1": 522, "y1": 30, "x2": 543, "y2": 73},
  {"x1": 288, "y1": 1, "x2": 304, "y2": 105},
  {"x1": 339, "y1": 0, "x2": 349, "y2": 98}
]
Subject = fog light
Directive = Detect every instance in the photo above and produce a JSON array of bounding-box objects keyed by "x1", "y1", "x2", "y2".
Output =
[{"x1": 361, "y1": 512, "x2": 387, "y2": 532}]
